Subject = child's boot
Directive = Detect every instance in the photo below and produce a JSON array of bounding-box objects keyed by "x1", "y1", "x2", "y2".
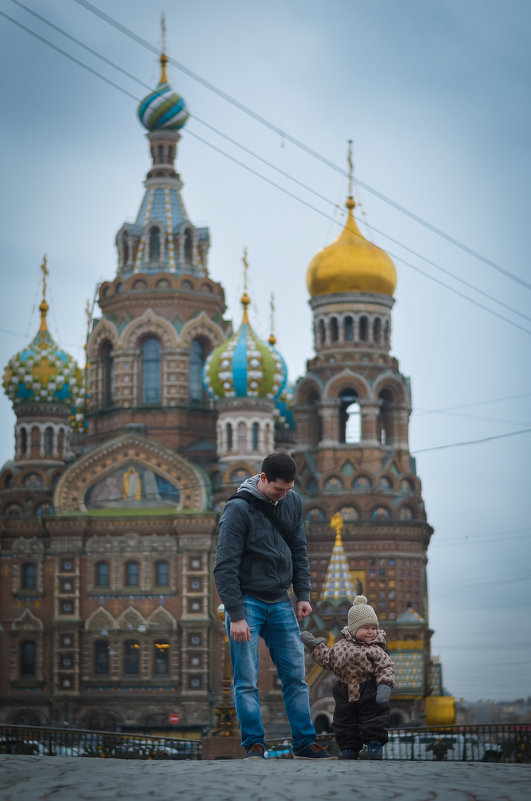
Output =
[
  {"x1": 339, "y1": 748, "x2": 358, "y2": 760},
  {"x1": 367, "y1": 741, "x2": 383, "y2": 760}
]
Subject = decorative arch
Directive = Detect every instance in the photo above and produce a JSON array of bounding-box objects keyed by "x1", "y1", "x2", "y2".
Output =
[
  {"x1": 372, "y1": 373, "x2": 409, "y2": 406},
  {"x1": 119, "y1": 308, "x2": 178, "y2": 351},
  {"x1": 147, "y1": 606, "x2": 177, "y2": 631},
  {"x1": 54, "y1": 433, "x2": 208, "y2": 513},
  {"x1": 323, "y1": 370, "x2": 371, "y2": 401},
  {"x1": 12, "y1": 608, "x2": 44, "y2": 632},
  {"x1": 117, "y1": 607, "x2": 147, "y2": 631},
  {"x1": 87, "y1": 318, "x2": 119, "y2": 361},
  {"x1": 179, "y1": 310, "x2": 226, "y2": 350},
  {"x1": 85, "y1": 607, "x2": 117, "y2": 632},
  {"x1": 293, "y1": 375, "x2": 323, "y2": 406}
]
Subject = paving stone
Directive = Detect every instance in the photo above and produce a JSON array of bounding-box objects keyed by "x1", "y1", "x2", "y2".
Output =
[{"x1": 1, "y1": 755, "x2": 530, "y2": 801}]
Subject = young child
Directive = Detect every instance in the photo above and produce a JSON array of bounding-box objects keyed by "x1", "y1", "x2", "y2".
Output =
[{"x1": 301, "y1": 595, "x2": 395, "y2": 760}]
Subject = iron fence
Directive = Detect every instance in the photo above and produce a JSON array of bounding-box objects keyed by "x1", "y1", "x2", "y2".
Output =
[
  {"x1": 0, "y1": 722, "x2": 529, "y2": 762},
  {"x1": 0, "y1": 724, "x2": 201, "y2": 760},
  {"x1": 266, "y1": 724, "x2": 530, "y2": 762}
]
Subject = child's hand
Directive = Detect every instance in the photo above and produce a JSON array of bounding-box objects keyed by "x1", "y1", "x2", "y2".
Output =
[
  {"x1": 375, "y1": 684, "x2": 391, "y2": 704},
  {"x1": 300, "y1": 631, "x2": 325, "y2": 650}
]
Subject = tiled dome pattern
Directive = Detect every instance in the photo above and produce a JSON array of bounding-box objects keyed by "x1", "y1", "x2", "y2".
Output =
[{"x1": 3, "y1": 305, "x2": 82, "y2": 407}]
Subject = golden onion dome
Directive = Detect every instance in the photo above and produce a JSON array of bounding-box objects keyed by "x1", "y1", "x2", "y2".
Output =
[{"x1": 306, "y1": 197, "x2": 397, "y2": 298}]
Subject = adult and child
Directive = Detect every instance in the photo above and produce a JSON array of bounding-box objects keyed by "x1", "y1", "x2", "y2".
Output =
[{"x1": 214, "y1": 450, "x2": 394, "y2": 760}]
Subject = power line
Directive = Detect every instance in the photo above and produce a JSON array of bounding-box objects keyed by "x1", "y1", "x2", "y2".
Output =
[
  {"x1": 414, "y1": 392, "x2": 531, "y2": 416},
  {"x1": 187, "y1": 128, "x2": 531, "y2": 336},
  {"x1": 3, "y1": 6, "x2": 530, "y2": 337},
  {"x1": 69, "y1": 0, "x2": 531, "y2": 292},
  {"x1": 411, "y1": 427, "x2": 531, "y2": 454}
]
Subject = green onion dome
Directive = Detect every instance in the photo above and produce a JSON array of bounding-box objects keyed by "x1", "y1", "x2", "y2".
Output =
[
  {"x1": 203, "y1": 293, "x2": 287, "y2": 400},
  {"x1": 3, "y1": 299, "x2": 82, "y2": 407}
]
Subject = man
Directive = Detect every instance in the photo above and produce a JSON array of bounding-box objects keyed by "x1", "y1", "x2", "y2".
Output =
[{"x1": 214, "y1": 451, "x2": 335, "y2": 760}]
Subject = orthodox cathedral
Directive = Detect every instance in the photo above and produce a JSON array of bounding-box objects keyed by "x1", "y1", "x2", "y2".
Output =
[{"x1": 0, "y1": 43, "x2": 451, "y2": 735}]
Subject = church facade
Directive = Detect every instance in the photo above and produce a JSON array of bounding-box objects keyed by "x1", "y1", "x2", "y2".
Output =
[{"x1": 0, "y1": 48, "x2": 444, "y2": 735}]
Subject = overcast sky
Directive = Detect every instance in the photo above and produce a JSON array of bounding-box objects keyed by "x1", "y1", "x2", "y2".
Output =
[{"x1": 1, "y1": 0, "x2": 530, "y2": 704}]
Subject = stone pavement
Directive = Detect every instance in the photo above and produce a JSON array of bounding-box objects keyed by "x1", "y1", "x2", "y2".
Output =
[{"x1": 1, "y1": 755, "x2": 530, "y2": 801}]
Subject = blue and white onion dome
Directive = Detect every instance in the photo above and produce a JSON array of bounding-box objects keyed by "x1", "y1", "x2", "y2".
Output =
[
  {"x1": 3, "y1": 298, "x2": 82, "y2": 409},
  {"x1": 137, "y1": 51, "x2": 189, "y2": 131},
  {"x1": 203, "y1": 293, "x2": 288, "y2": 400}
]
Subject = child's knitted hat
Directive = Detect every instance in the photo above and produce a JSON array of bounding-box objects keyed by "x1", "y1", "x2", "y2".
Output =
[{"x1": 347, "y1": 595, "x2": 378, "y2": 635}]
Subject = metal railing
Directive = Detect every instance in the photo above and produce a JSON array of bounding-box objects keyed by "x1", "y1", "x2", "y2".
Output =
[
  {"x1": 1, "y1": 722, "x2": 529, "y2": 762},
  {"x1": 0, "y1": 724, "x2": 201, "y2": 760},
  {"x1": 266, "y1": 724, "x2": 531, "y2": 762}
]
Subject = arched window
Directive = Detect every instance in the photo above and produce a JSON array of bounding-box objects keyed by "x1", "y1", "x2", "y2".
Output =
[
  {"x1": 20, "y1": 640, "x2": 36, "y2": 675},
  {"x1": 226, "y1": 422, "x2": 233, "y2": 451},
  {"x1": 344, "y1": 316, "x2": 353, "y2": 341},
  {"x1": 359, "y1": 316, "x2": 368, "y2": 342},
  {"x1": 384, "y1": 320, "x2": 390, "y2": 347},
  {"x1": 154, "y1": 641, "x2": 170, "y2": 675},
  {"x1": 125, "y1": 560, "x2": 139, "y2": 587},
  {"x1": 184, "y1": 229, "x2": 193, "y2": 263},
  {"x1": 124, "y1": 641, "x2": 140, "y2": 675},
  {"x1": 155, "y1": 561, "x2": 169, "y2": 587},
  {"x1": 189, "y1": 339, "x2": 205, "y2": 402},
  {"x1": 237, "y1": 421, "x2": 247, "y2": 453},
  {"x1": 22, "y1": 563, "x2": 37, "y2": 590},
  {"x1": 150, "y1": 228, "x2": 160, "y2": 260},
  {"x1": 19, "y1": 428, "x2": 27, "y2": 455},
  {"x1": 339, "y1": 388, "x2": 361, "y2": 443},
  {"x1": 318, "y1": 319, "x2": 326, "y2": 348},
  {"x1": 330, "y1": 317, "x2": 339, "y2": 342},
  {"x1": 252, "y1": 422, "x2": 259, "y2": 450},
  {"x1": 122, "y1": 236, "x2": 129, "y2": 266},
  {"x1": 157, "y1": 144, "x2": 164, "y2": 163},
  {"x1": 373, "y1": 317, "x2": 382, "y2": 344},
  {"x1": 378, "y1": 389, "x2": 393, "y2": 445},
  {"x1": 94, "y1": 640, "x2": 110, "y2": 675},
  {"x1": 101, "y1": 341, "x2": 114, "y2": 407},
  {"x1": 142, "y1": 337, "x2": 161, "y2": 404},
  {"x1": 95, "y1": 561, "x2": 110, "y2": 588},
  {"x1": 44, "y1": 426, "x2": 53, "y2": 454}
]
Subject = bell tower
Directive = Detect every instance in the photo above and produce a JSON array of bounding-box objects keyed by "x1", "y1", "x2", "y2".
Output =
[{"x1": 293, "y1": 146, "x2": 434, "y2": 725}]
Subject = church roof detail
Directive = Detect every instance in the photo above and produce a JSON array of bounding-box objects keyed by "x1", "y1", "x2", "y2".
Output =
[
  {"x1": 3, "y1": 258, "x2": 82, "y2": 409},
  {"x1": 320, "y1": 513, "x2": 355, "y2": 602}
]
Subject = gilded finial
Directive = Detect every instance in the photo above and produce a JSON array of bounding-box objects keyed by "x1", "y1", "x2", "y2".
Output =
[
  {"x1": 240, "y1": 248, "x2": 251, "y2": 323},
  {"x1": 346, "y1": 139, "x2": 355, "y2": 212},
  {"x1": 40, "y1": 254, "x2": 49, "y2": 300},
  {"x1": 159, "y1": 13, "x2": 168, "y2": 84},
  {"x1": 268, "y1": 292, "x2": 277, "y2": 345},
  {"x1": 38, "y1": 254, "x2": 49, "y2": 332},
  {"x1": 330, "y1": 511, "x2": 344, "y2": 544}
]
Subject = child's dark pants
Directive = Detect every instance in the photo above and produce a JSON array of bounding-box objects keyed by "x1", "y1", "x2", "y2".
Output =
[{"x1": 332, "y1": 678, "x2": 390, "y2": 754}]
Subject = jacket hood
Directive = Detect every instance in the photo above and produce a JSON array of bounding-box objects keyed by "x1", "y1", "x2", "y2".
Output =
[
  {"x1": 237, "y1": 474, "x2": 277, "y2": 504},
  {"x1": 340, "y1": 625, "x2": 387, "y2": 647}
]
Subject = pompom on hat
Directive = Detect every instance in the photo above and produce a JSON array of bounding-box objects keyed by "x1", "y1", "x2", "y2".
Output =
[{"x1": 347, "y1": 595, "x2": 379, "y2": 636}]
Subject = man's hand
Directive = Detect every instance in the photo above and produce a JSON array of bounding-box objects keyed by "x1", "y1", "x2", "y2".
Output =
[
  {"x1": 230, "y1": 619, "x2": 251, "y2": 642},
  {"x1": 296, "y1": 601, "x2": 312, "y2": 621}
]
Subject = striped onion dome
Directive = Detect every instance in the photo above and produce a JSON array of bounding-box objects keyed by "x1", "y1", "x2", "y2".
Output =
[
  {"x1": 203, "y1": 292, "x2": 288, "y2": 400},
  {"x1": 320, "y1": 514, "x2": 355, "y2": 602},
  {"x1": 137, "y1": 52, "x2": 189, "y2": 131},
  {"x1": 3, "y1": 298, "x2": 82, "y2": 408}
]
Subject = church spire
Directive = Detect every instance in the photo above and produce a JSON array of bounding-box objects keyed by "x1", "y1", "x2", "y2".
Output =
[{"x1": 320, "y1": 513, "x2": 355, "y2": 602}]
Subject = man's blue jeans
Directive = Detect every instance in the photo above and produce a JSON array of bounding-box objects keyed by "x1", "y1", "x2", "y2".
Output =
[{"x1": 226, "y1": 595, "x2": 316, "y2": 751}]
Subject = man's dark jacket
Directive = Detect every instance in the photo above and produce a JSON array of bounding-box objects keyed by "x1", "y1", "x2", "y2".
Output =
[{"x1": 214, "y1": 476, "x2": 311, "y2": 621}]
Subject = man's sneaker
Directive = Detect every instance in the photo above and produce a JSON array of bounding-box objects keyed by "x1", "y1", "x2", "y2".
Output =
[
  {"x1": 339, "y1": 748, "x2": 358, "y2": 760},
  {"x1": 293, "y1": 743, "x2": 337, "y2": 760},
  {"x1": 244, "y1": 743, "x2": 266, "y2": 759},
  {"x1": 366, "y1": 741, "x2": 383, "y2": 760}
]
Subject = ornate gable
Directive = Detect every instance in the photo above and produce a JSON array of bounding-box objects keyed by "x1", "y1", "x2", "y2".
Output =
[{"x1": 54, "y1": 433, "x2": 208, "y2": 513}]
